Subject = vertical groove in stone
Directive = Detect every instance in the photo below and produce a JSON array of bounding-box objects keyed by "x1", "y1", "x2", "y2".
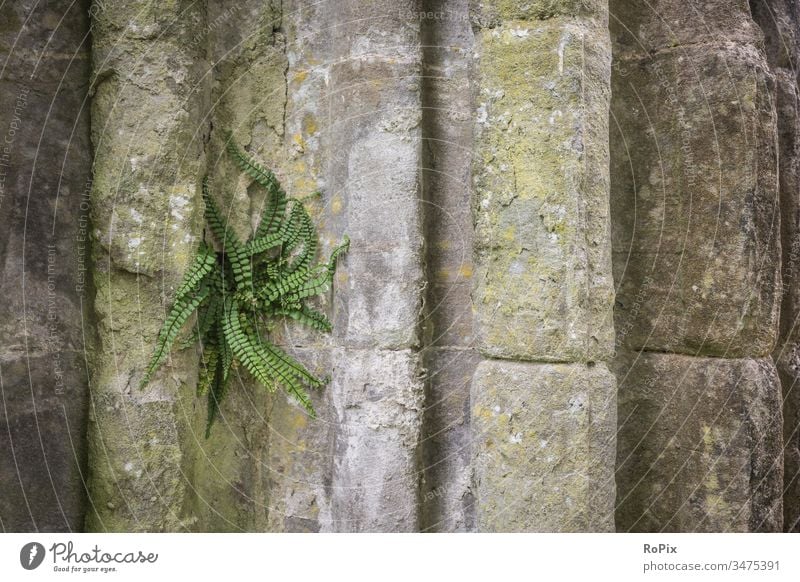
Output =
[
  {"x1": 750, "y1": 0, "x2": 800, "y2": 533},
  {"x1": 183, "y1": 0, "x2": 287, "y2": 534},
  {"x1": 0, "y1": 0, "x2": 93, "y2": 532},
  {"x1": 326, "y1": 1, "x2": 426, "y2": 532},
  {"x1": 610, "y1": 0, "x2": 784, "y2": 532},
  {"x1": 418, "y1": 0, "x2": 479, "y2": 533},
  {"x1": 469, "y1": 0, "x2": 617, "y2": 532},
  {"x1": 86, "y1": 0, "x2": 208, "y2": 532}
]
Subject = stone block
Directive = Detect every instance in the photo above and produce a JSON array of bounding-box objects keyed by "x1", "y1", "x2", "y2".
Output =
[
  {"x1": 614, "y1": 351, "x2": 783, "y2": 532},
  {"x1": 420, "y1": 347, "x2": 480, "y2": 532},
  {"x1": 610, "y1": 0, "x2": 759, "y2": 53},
  {"x1": 611, "y1": 45, "x2": 780, "y2": 357},
  {"x1": 472, "y1": 360, "x2": 617, "y2": 531},
  {"x1": 472, "y1": 16, "x2": 614, "y2": 362},
  {"x1": 330, "y1": 348, "x2": 424, "y2": 532}
]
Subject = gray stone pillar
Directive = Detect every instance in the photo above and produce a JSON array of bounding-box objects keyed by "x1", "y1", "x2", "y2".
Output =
[
  {"x1": 610, "y1": 0, "x2": 784, "y2": 531},
  {"x1": 0, "y1": 0, "x2": 92, "y2": 532},
  {"x1": 418, "y1": 0, "x2": 480, "y2": 533},
  {"x1": 86, "y1": 0, "x2": 208, "y2": 531},
  {"x1": 470, "y1": 0, "x2": 618, "y2": 532},
  {"x1": 751, "y1": 0, "x2": 800, "y2": 533},
  {"x1": 326, "y1": 0, "x2": 426, "y2": 532}
]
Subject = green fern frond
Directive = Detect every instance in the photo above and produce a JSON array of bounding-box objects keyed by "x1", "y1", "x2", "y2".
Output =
[
  {"x1": 202, "y1": 178, "x2": 254, "y2": 294},
  {"x1": 205, "y1": 350, "x2": 229, "y2": 439},
  {"x1": 280, "y1": 202, "x2": 311, "y2": 259},
  {"x1": 260, "y1": 339, "x2": 324, "y2": 388},
  {"x1": 225, "y1": 136, "x2": 288, "y2": 240},
  {"x1": 279, "y1": 372, "x2": 316, "y2": 417},
  {"x1": 197, "y1": 338, "x2": 219, "y2": 397},
  {"x1": 254, "y1": 178, "x2": 288, "y2": 240},
  {"x1": 253, "y1": 258, "x2": 279, "y2": 288},
  {"x1": 222, "y1": 298, "x2": 278, "y2": 392},
  {"x1": 140, "y1": 284, "x2": 210, "y2": 389},
  {"x1": 286, "y1": 211, "x2": 317, "y2": 274},
  {"x1": 219, "y1": 324, "x2": 233, "y2": 383},
  {"x1": 278, "y1": 305, "x2": 332, "y2": 332},
  {"x1": 225, "y1": 136, "x2": 276, "y2": 190},
  {"x1": 202, "y1": 177, "x2": 240, "y2": 252},
  {"x1": 257, "y1": 266, "x2": 318, "y2": 303},
  {"x1": 142, "y1": 134, "x2": 349, "y2": 437},
  {"x1": 327, "y1": 235, "x2": 350, "y2": 276},
  {"x1": 175, "y1": 242, "x2": 216, "y2": 300},
  {"x1": 245, "y1": 231, "x2": 284, "y2": 256},
  {"x1": 180, "y1": 293, "x2": 221, "y2": 349}
]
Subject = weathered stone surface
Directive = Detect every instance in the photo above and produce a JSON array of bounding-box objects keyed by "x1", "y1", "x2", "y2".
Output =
[
  {"x1": 471, "y1": 5, "x2": 615, "y2": 362},
  {"x1": 263, "y1": 348, "x2": 334, "y2": 533},
  {"x1": 330, "y1": 348, "x2": 424, "y2": 532},
  {"x1": 614, "y1": 351, "x2": 783, "y2": 532},
  {"x1": 610, "y1": 44, "x2": 780, "y2": 357},
  {"x1": 751, "y1": 0, "x2": 800, "y2": 533},
  {"x1": 0, "y1": 356, "x2": 88, "y2": 531},
  {"x1": 180, "y1": 0, "x2": 289, "y2": 533},
  {"x1": 323, "y1": 2, "x2": 426, "y2": 531},
  {"x1": 0, "y1": 0, "x2": 92, "y2": 532},
  {"x1": 610, "y1": 0, "x2": 760, "y2": 53},
  {"x1": 470, "y1": 0, "x2": 617, "y2": 533},
  {"x1": 9, "y1": 0, "x2": 795, "y2": 535},
  {"x1": 416, "y1": 0, "x2": 478, "y2": 533},
  {"x1": 774, "y1": 350, "x2": 800, "y2": 532},
  {"x1": 472, "y1": 360, "x2": 616, "y2": 532},
  {"x1": 750, "y1": 0, "x2": 800, "y2": 71},
  {"x1": 421, "y1": 0, "x2": 476, "y2": 350},
  {"x1": 420, "y1": 347, "x2": 479, "y2": 532},
  {"x1": 239, "y1": 0, "x2": 341, "y2": 534},
  {"x1": 472, "y1": 0, "x2": 606, "y2": 23},
  {"x1": 610, "y1": 0, "x2": 786, "y2": 534},
  {"x1": 85, "y1": 0, "x2": 208, "y2": 531},
  {"x1": 777, "y1": 70, "x2": 800, "y2": 533},
  {"x1": 327, "y1": 1, "x2": 425, "y2": 351},
  {"x1": 84, "y1": 0, "x2": 428, "y2": 533},
  {"x1": 184, "y1": 348, "x2": 330, "y2": 533}
]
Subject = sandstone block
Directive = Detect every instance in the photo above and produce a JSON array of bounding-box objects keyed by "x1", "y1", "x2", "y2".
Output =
[
  {"x1": 614, "y1": 352, "x2": 783, "y2": 532},
  {"x1": 472, "y1": 360, "x2": 617, "y2": 531},
  {"x1": 611, "y1": 45, "x2": 780, "y2": 357},
  {"x1": 472, "y1": 15, "x2": 615, "y2": 361},
  {"x1": 330, "y1": 349, "x2": 424, "y2": 532}
]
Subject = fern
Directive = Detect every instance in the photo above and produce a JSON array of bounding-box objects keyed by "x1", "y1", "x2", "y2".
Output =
[{"x1": 140, "y1": 138, "x2": 349, "y2": 437}]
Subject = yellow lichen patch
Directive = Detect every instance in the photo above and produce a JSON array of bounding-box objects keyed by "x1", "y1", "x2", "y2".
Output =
[
  {"x1": 492, "y1": 0, "x2": 587, "y2": 21},
  {"x1": 292, "y1": 69, "x2": 309, "y2": 84},
  {"x1": 702, "y1": 425, "x2": 713, "y2": 447},
  {"x1": 330, "y1": 193, "x2": 344, "y2": 215},
  {"x1": 289, "y1": 408, "x2": 309, "y2": 431},
  {"x1": 302, "y1": 113, "x2": 318, "y2": 136}
]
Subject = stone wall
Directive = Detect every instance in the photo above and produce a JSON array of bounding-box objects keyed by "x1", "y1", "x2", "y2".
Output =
[
  {"x1": 469, "y1": 0, "x2": 618, "y2": 531},
  {"x1": 0, "y1": 0, "x2": 92, "y2": 532},
  {"x1": 610, "y1": 0, "x2": 784, "y2": 532},
  {"x1": 751, "y1": 0, "x2": 800, "y2": 533},
  {"x1": 2, "y1": 0, "x2": 798, "y2": 532}
]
